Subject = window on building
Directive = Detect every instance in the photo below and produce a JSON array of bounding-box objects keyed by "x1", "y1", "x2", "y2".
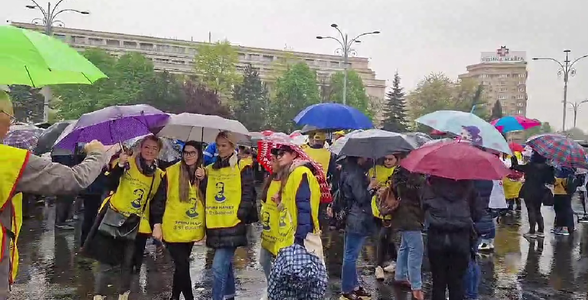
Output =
[
  {"x1": 518, "y1": 87, "x2": 525, "y2": 92},
  {"x1": 498, "y1": 74, "x2": 508, "y2": 78},
  {"x1": 516, "y1": 94, "x2": 525, "y2": 100},
  {"x1": 187, "y1": 48, "x2": 196, "y2": 55},
  {"x1": 517, "y1": 109, "x2": 523, "y2": 114},
  {"x1": 479, "y1": 74, "x2": 489, "y2": 78},
  {"x1": 330, "y1": 61, "x2": 340, "y2": 67},
  {"x1": 238, "y1": 52, "x2": 246, "y2": 60},
  {"x1": 518, "y1": 81, "x2": 525, "y2": 85},
  {"x1": 249, "y1": 54, "x2": 260, "y2": 61},
  {"x1": 172, "y1": 60, "x2": 184, "y2": 64},
  {"x1": 498, "y1": 95, "x2": 507, "y2": 100},
  {"x1": 140, "y1": 43, "x2": 154, "y2": 50},
  {"x1": 305, "y1": 59, "x2": 315, "y2": 65},
  {"x1": 317, "y1": 60, "x2": 327, "y2": 67},
  {"x1": 170, "y1": 46, "x2": 185, "y2": 54},
  {"x1": 499, "y1": 81, "x2": 506, "y2": 85},
  {"x1": 53, "y1": 34, "x2": 66, "y2": 42},
  {"x1": 516, "y1": 73, "x2": 526, "y2": 78},
  {"x1": 499, "y1": 87, "x2": 507, "y2": 92},
  {"x1": 156, "y1": 44, "x2": 169, "y2": 52},
  {"x1": 123, "y1": 41, "x2": 137, "y2": 48},
  {"x1": 516, "y1": 102, "x2": 525, "y2": 107},
  {"x1": 106, "y1": 39, "x2": 120, "y2": 47},
  {"x1": 71, "y1": 36, "x2": 86, "y2": 44},
  {"x1": 263, "y1": 55, "x2": 274, "y2": 63}
]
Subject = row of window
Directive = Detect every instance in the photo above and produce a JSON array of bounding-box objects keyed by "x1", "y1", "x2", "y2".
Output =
[
  {"x1": 481, "y1": 81, "x2": 526, "y2": 86},
  {"x1": 497, "y1": 94, "x2": 526, "y2": 100},
  {"x1": 479, "y1": 73, "x2": 526, "y2": 79}
]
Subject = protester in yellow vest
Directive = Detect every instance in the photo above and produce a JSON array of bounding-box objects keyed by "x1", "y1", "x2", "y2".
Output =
[
  {"x1": 149, "y1": 140, "x2": 205, "y2": 300},
  {"x1": 368, "y1": 154, "x2": 398, "y2": 280},
  {"x1": 238, "y1": 146, "x2": 254, "y2": 168},
  {"x1": 0, "y1": 91, "x2": 107, "y2": 299},
  {"x1": 303, "y1": 131, "x2": 336, "y2": 179},
  {"x1": 259, "y1": 145, "x2": 322, "y2": 281},
  {"x1": 90, "y1": 135, "x2": 164, "y2": 300},
  {"x1": 204, "y1": 131, "x2": 257, "y2": 300},
  {"x1": 502, "y1": 152, "x2": 524, "y2": 212}
]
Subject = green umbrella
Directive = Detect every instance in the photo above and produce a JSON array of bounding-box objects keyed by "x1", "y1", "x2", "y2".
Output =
[{"x1": 0, "y1": 25, "x2": 107, "y2": 87}]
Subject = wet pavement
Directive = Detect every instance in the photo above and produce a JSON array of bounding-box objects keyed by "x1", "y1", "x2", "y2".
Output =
[{"x1": 9, "y1": 200, "x2": 588, "y2": 300}]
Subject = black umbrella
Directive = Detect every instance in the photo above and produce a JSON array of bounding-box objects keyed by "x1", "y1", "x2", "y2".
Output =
[{"x1": 33, "y1": 120, "x2": 75, "y2": 155}]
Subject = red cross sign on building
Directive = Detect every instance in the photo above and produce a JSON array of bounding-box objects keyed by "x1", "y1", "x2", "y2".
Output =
[{"x1": 497, "y1": 46, "x2": 510, "y2": 57}]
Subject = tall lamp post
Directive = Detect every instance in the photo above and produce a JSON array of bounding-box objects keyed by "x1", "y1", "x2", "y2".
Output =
[
  {"x1": 316, "y1": 24, "x2": 379, "y2": 105},
  {"x1": 532, "y1": 50, "x2": 588, "y2": 132},
  {"x1": 25, "y1": 0, "x2": 89, "y2": 122},
  {"x1": 568, "y1": 99, "x2": 588, "y2": 129}
]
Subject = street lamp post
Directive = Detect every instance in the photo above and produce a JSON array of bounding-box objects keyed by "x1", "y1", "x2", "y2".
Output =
[
  {"x1": 25, "y1": 0, "x2": 89, "y2": 122},
  {"x1": 532, "y1": 50, "x2": 588, "y2": 132},
  {"x1": 316, "y1": 24, "x2": 379, "y2": 105},
  {"x1": 567, "y1": 99, "x2": 588, "y2": 129}
]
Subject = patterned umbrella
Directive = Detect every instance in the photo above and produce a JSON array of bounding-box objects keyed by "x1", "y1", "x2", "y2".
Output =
[
  {"x1": 268, "y1": 244, "x2": 327, "y2": 300},
  {"x1": 3, "y1": 126, "x2": 44, "y2": 151},
  {"x1": 527, "y1": 134, "x2": 588, "y2": 169}
]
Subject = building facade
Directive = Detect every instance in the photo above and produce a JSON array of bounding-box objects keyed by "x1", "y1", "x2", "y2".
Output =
[
  {"x1": 459, "y1": 46, "x2": 528, "y2": 116},
  {"x1": 12, "y1": 22, "x2": 386, "y2": 102}
]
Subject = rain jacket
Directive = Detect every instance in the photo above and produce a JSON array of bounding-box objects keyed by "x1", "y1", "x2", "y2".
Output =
[
  {"x1": 472, "y1": 180, "x2": 495, "y2": 236},
  {"x1": 340, "y1": 159, "x2": 376, "y2": 236},
  {"x1": 511, "y1": 153, "x2": 554, "y2": 201},
  {"x1": 390, "y1": 166, "x2": 425, "y2": 232},
  {"x1": 203, "y1": 143, "x2": 218, "y2": 166}
]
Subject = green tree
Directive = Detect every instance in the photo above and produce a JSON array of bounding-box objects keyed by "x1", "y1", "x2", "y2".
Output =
[
  {"x1": 193, "y1": 40, "x2": 241, "y2": 96},
  {"x1": 490, "y1": 100, "x2": 503, "y2": 120},
  {"x1": 108, "y1": 52, "x2": 156, "y2": 107},
  {"x1": 232, "y1": 64, "x2": 269, "y2": 131},
  {"x1": 269, "y1": 62, "x2": 320, "y2": 132},
  {"x1": 407, "y1": 73, "x2": 488, "y2": 130},
  {"x1": 381, "y1": 72, "x2": 408, "y2": 132},
  {"x1": 140, "y1": 70, "x2": 184, "y2": 113},
  {"x1": 181, "y1": 79, "x2": 232, "y2": 118},
  {"x1": 524, "y1": 121, "x2": 553, "y2": 139},
  {"x1": 8, "y1": 85, "x2": 44, "y2": 123},
  {"x1": 328, "y1": 70, "x2": 372, "y2": 118}
]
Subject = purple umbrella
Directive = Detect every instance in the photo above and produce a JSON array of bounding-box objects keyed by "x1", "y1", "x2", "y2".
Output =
[
  {"x1": 4, "y1": 127, "x2": 44, "y2": 151},
  {"x1": 54, "y1": 104, "x2": 170, "y2": 150}
]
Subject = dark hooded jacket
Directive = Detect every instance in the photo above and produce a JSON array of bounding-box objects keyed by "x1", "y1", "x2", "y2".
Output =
[
  {"x1": 511, "y1": 152, "x2": 554, "y2": 201},
  {"x1": 340, "y1": 158, "x2": 376, "y2": 236},
  {"x1": 472, "y1": 180, "x2": 495, "y2": 236},
  {"x1": 390, "y1": 166, "x2": 425, "y2": 231}
]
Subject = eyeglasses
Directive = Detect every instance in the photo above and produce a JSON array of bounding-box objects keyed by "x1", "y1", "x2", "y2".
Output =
[
  {"x1": 1, "y1": 111, "x2": 15, "y2": 125},
  {"x1": 183, "y1": 151, "x2": 197, "y2": 157}
]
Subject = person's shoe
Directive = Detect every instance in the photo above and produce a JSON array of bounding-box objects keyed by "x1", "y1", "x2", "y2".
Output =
[
  {"x1": 523, "y1": 232, "x2": 536, "y2": 239},
  {"x1": 384, "y1": 261, "x2": 396, "y2": 273},
  {"x1": 556, "y1": 228, "x2": 570, "y2": 236},
  {"x1": 339, "y1": 293, "x2": 360, "y2": 300},
  {"x1": 478, "y1": 243, "x2": 492, "y2": 251},
  {"x1": 394, "y1": 280, "x2": 412, "y2": 288},
  {"x1": 118, "y1": 291, "x2": 130, "y2": 300},
  {"x1": 375, "y1": 266, "x2": 385, "y2": 280},
  {"x1": 55, "y1": 224, "x2": 75, "y2": 230},
  {"x1": 536, "y1": 232, "x2": 545, "y2": 238},
  {"x1": 412, "y1": 290, "x2": 424, "y2": 300},
  {"x1": 551, "y1": 227, "x2": 560, "y2": 234},
  {"x1": 579, "y1": 216, "x2": 588, "y2": 223},
  {"x1": 93, "y1": 296, "x2": 106, "y2": 300},
  {"x1": 354, "y1": 287, "x2": 371, "y2": 299}
]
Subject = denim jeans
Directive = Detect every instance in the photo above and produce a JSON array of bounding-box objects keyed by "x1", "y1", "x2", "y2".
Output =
[
  {"x1": 341, "y1": 232, "x2": 367, "y2": 293},
  {"x1": 259, "y1": 247, "x2": 274, "y2": 282},
  {"x1": 464, "y1": 239, "x2": 482, "y2": 299},
  {"x1": 394, "y1": 231, "x2": 424, "y2": 290},
  {"x1": 212, "y1": 248, "x2": 236, "y2": 300}
]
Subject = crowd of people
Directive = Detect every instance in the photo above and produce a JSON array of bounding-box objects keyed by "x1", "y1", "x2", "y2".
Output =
[{"x1": 1, "y1": 89, "x2": 588, "y2": 300}]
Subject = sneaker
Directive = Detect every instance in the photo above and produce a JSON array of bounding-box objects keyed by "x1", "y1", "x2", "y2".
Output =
[
  {"x1": 384, "y1": 262, "x2": 396, "y2": 273},
  {"x1": 579, "y1": 216, "x2": 588, "y2": 223},
  {"x1": 93, "y1": 296, "x2": 106, "y2": 300},
  {"x1": 556, "y1": 228, "x2": 570, "y2": 236},
  {"x1": 118, "y1": 291, "x2": 130, "y2": 300},
  {"x1": 55, "y1": 224, "x2": 75, "y2": 230},
  {"x1": 375, "y1": 266, "x2": 385, "y2": 280},
  {"x1": 478, "y1": 243, "x2": 492, "y2": 251},
  {"x1": 339, "y1": 293, "x2": 360, "y2": 300},
  {"x1": 412, "y1": 290, "x2": 424, "y2": 300},
  {"x1": 354, "y1": 287, "x2": 371, "y2": 299},
  {"x1": 536, "y1": 232, "x2": 545, "y2": 238},
  {"x1": 523, "y1": 232, "x2": 536, "y2": 239},
  {"x1": 551, "y1": 227, "x2": 560, "y2": 234}
]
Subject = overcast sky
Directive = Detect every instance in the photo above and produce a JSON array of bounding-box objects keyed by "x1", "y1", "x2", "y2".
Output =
[{"x1": 3, "y1": 0, "x2": 588, "y2": 131}]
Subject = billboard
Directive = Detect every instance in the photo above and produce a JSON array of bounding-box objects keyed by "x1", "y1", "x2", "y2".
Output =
[{"x1": 481, "y1": 46, "x2": 526, "y2": 63}]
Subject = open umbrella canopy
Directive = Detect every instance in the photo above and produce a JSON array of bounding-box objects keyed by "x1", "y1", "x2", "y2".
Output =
[
  {"x1": 33, "y1": 120, "x2": 74, "y2": 155},
  {"x1": 293, "y1": 103, "x2": 373, "y2": 130},
  {"x1": 0, "y1": 25, "x2": 107, "y2": 87},
  {"x1": 3, "y1": 125, "x2": 44, "y2": 151},
  {"x1": 527, "y1": 134, "x2": 588, "y2": 169},
  {"x1": 491, "y1": 115, "x2": 540, "y2": 133},
  {"x1": 401, "y1": 140, "x2": 511, "y2": 180},
  {"x1": 329, "y1": 129, "x2": 418, "y2": 158},
  {"x1": 156, "y1": 113, "x2": 250, "y2": 144},
  {"x1": 54, "y1": 104, "x2": 169, "y2": 150},
  {"x1": 416, "y1": 110, "x2": 512, "y2": 155}
]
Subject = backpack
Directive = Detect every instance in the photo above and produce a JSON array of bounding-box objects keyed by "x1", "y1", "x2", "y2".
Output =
[{"x1": 376, "y1": 185, "x2": 401, "y2": 217}]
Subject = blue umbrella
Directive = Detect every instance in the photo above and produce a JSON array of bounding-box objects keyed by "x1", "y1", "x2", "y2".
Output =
[{"x1": 293, "y1": 103, "x2": 373, "y2": 130}]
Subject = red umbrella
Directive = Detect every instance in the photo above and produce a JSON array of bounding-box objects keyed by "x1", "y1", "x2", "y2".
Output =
[
  {"x1": 508, "y1": 142, "x2": 524, "y2": 153},
  {"x1": 430, "y1": 129, "x2": 446, "y2": 136},
  {"x1": 400, "y1": 141, "x2": 510, "y2": 180}
]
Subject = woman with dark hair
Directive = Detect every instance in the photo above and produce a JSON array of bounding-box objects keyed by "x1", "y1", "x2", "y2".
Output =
[
  {"x1": 511, "y1": 151, "x2": 555, "y2": 238},
  {"x1": 88, "y1": 135, "x2": 165, "y2": 300},
  {"x1": 150, "y1": 141, "x2": 206, "y2": 300},
  {"x1": 259, "y1": 151, "x2": 282, "y2": 282}
]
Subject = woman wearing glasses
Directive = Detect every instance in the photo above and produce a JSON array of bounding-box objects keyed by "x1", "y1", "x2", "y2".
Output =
[{"x1": 151, "y1": 141, "x2": 206, "y2": 300}]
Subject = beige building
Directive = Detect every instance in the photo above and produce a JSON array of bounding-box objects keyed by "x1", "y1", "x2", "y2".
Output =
[
  {"x1": 458, "y1": 46, "x2": 528, "y2": 116},
  {"x1": 12, "y1": 22, "x2": 386, "y2": 102}
]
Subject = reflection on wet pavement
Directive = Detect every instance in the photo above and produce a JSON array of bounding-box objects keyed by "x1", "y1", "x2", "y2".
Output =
[{"x1": 9, "y1": 200, "x2": 588, "y2": 300}]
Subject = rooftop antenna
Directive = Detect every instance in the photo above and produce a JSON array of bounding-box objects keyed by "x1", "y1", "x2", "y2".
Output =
[{"x1": 208, "y1": 32, "x2": 212, "y2": 43}]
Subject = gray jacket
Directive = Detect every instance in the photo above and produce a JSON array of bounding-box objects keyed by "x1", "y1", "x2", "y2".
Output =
[{"x1": 15, "y1": 150, "x2": 106, "y2": 195}]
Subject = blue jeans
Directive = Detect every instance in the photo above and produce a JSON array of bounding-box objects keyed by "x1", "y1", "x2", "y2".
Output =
[
  {"x1": 341, "y1": 232, "x2": 367, "y2": 293},
  {"x1": 464, "y1": 239, "x2": 482, "y2": 299},
  {"x1": 212, "y1": 248, "x2": 236, "y2": 300},
  {"x1": 394, "y1": 231, "x2": 424, "y2": 290},
  {"x1": 259, "y1": 247, "x2": 274, "y2": 282}
]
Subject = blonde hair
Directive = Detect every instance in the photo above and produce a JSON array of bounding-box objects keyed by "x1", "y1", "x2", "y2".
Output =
[
  {"x1": 140, "y1": 135, "x2": 163, "y2": 151},
  {"x1": 215, "y1": 131, "x2": 237, "y2": 146}
]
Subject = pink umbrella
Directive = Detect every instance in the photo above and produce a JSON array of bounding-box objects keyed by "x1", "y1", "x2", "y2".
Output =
[{"x1": 490, "y1": 116, "x2": 540, "y2": 133}]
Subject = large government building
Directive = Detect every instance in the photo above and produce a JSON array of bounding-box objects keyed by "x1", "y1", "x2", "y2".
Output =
[
  {"x1": 12, "y1": 22, "x2": 386, "y2": 103},
  {"x1": 459, "y1": 46, "x2": 528, "y2": 116}
]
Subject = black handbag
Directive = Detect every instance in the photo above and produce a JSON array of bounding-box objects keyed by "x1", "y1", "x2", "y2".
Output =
[{"x1": 97, "y1": 175, "x2": 155, "y2": 240}]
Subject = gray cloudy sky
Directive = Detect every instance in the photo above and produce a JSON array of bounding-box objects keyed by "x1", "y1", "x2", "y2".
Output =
[{"x1": 3, "y1": 0, "x2": 587, "y2": 130}]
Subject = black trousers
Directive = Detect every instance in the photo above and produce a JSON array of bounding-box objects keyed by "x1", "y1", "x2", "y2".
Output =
[
  {"x1": 525, "y1": 199, "x2": 544, "y2": 234},
  {"x1": 376, "y1": 222, "x2": 397, "y2": 267},
  {"x1": 428, "y1": 234, "x2": 470, "y2": 300},
  {"x1": 55, "y1": 195, "x2": 75, "y2": 225},
  {"x1": 132, "y1": 234, "x2": 149, "y2": 271},
  {"x1": 167, "y1": 242, "x2": 195, "y2": 300},
  {"x1": 80, "y1": 194, "x2": 102, "y2": 247},
  {"x1": 554, "y1": 195, "x2": 574, "y2": 231},
  {"x1": 507, "y1": 198, "x2": 521, "y2": 211}
]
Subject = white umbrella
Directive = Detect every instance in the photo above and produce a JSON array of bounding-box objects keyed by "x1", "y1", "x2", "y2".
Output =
[{"x1": 156, "y1": 113, "x2": 251, "y2": 144}]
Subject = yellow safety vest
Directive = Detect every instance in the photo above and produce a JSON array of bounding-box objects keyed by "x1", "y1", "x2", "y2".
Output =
[
  {"x1": 238, "y1": 157, "x2": 253, "y2": 169},
  {"x1": 369, "y1": 165, "x2": 395, "y2": 219},
  {"x1": 554, "y1": 178, "x2": 568, "y2": 195},
  {"x1": 102, "y1": 157, "x2": 163, "y2": 234},
  {"x1": 260, "y1": 166, "x2": 321, "y2": 255},
  {"x1": 303, "y1": 147, "x2": 331, "y2": 174},
  {"x1": 205, "y1": 163, "x2": 242, "y2": 229},
  {"x1": 162, "y1": 162, "x2": 205, "y2": 243},
  {"x1": 502, "y1": 177, "x2": 522, "y2": 199},
  {"x1": 0, "y1": 145, "x2": 29, "y2": 284}
]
